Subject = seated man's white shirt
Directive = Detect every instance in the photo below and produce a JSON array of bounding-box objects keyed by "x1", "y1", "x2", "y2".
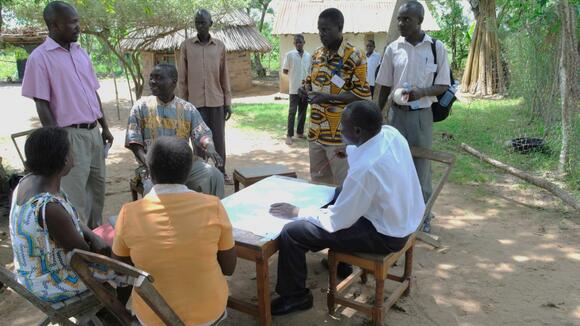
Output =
[
  {"x1": 366, "y1": 51, "x2": 382, "y2": 87},
  {"x1": 300, "y1": 125, "x2": 425, "y2": 238},
  {"x1": 282, "y1": 49, "x2": 312, "y2": 95},
  {"x1": 376, "y1": 34, "x2": 451, "y2": 109}
]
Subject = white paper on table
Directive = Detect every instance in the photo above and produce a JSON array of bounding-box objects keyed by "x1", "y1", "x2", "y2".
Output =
[{"x1": 221, "y1": 175, "x2": 336, "y2": 239}]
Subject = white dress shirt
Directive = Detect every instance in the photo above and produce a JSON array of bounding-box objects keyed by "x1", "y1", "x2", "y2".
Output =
[
  {"x1": 299, "y1": 126, "x2": 425, "y2": 238},
  {"x1": 376, "y1": 34, "x2": 451, "y2": 109},
  {"x1": 366, "y1": 51, "x2": 382, "y2": 86},
  {"x1": 282, "y1": 49, "x2": 312, "y2": 94}
]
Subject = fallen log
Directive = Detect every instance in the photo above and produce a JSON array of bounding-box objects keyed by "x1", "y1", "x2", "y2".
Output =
[{"x1": 461, "y1": 143, "x2": 579, "y2": 210}]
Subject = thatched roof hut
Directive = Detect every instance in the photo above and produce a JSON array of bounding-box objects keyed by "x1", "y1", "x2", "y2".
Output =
[{"x1": 120, "y1": 9, "x2": 272, "y2": 93}]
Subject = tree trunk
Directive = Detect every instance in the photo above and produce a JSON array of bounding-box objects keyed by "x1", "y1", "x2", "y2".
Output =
[
  {"x1": 0, "y1": 4, "x2": 3, "y2": 33},
  {"x1": 557, "y1": 0, "x2": 578, "y2": 176},
  {"x1": 461, "y1": 0, "x2": 505, "y2": 95},
  {"x1": 253, "y1": 0, "x2": 270, "y2": 77}
]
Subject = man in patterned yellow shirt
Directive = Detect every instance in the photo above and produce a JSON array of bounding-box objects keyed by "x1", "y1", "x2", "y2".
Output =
[{"x1": 300, "y1": 8, "x2": 372, "y2": 186}]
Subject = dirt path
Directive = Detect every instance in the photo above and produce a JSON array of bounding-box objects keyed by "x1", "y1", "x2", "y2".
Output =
[{"x1": 1, "y1": 80, "x2": 579, "y2": 326}]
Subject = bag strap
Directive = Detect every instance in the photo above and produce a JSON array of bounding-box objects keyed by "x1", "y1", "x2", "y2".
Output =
[{"x1": 431, "y1": 37, "x2": 438, "y2": 85}]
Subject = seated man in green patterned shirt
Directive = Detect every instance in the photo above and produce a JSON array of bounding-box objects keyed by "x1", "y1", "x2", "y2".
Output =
[{"x1": 125, "y1": 63, "x2": 225, "y2": 198}]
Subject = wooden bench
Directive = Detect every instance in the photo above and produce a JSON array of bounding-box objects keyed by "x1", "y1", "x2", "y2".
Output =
[
  {"x1": 233, "y1": 164, "x2": 297, "y2": 192},
  {"x1": 327, "y1": 147, "x2": 455, "y2": 326}
]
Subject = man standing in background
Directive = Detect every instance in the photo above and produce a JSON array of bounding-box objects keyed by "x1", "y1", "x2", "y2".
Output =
[
  {"x1": 178, "y1": 9, "x2": 234, "y2": 184},
  {"x1": 365, "y1": 40, "x2": 382, "y2": 99},
  {"x1": 283, "y1": 34, "x2": 312, "y2": 146},
  {"x1": 22, "y1": 1, "x2": 113, "y2": 228}
]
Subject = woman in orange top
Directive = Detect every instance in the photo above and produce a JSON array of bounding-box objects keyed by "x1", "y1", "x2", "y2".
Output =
[{"x1": 112, "y1": 137, "x2": 236, "y2": 325}]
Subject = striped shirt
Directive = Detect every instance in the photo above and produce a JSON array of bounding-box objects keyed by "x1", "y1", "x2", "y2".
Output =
[
  {"x1": 125, "y1": 96, "x2": 213, "y2": 151},
  {"x1": 305, "y1": 41, "x2": 371, "y2": 146}
]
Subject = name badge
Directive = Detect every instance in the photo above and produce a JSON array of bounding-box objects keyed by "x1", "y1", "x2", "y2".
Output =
[{"x1": 331, "y1": 74, "x2": 345, "y2": 88}]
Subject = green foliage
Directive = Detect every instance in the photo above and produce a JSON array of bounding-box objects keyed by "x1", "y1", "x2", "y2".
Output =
[
  {"x1": 427, "y1": 0, "x2": 470, "y2": 72},
  {"x1": 259, "y1": 20, "x2": 280, "y2": 72},
  {"x1": 232, "y1": 103, "x2": 287, "y2": 135}
]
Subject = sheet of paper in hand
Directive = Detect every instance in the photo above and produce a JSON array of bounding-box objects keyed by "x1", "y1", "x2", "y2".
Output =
[{"x1": 221, "y1": 176, "x2": 335, "y2": 239}]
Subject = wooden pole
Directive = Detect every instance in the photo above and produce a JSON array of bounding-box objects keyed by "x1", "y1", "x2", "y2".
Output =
[
  {"x1": 109, "y1": 54, "x2": 121, "y2": 120},
  {"x1": 121, "y1": 52, "x2": 135, "y2": 106},
  {"x1": 461, "y1": 143, "x2": 579, "y2": 210}
]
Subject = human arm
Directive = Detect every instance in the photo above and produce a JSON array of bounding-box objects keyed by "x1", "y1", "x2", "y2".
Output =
[
  {"x1": 80, "y1": 223, "x2": 112, "y2": 257},
  {"x1": 307, "y1": 91, "x2": 361, "y2": 105},
  {"x1": 128, "y1": 143, "x2": 149, "y2": 174},
  {"x1": 41, "y1": 202, "x2": 91, "y2": 252},
  {"x1": 217, "y1": 200, "x2": 237, "y2": 276},
  {"x1": 33, "y1": 99, "x2": 57, "y2": 126},
  {"x1": 177, "y1": 41, "x2": 189, "y2": 100},
  {"x1": 190, "y1": 107, "x2": 223, "y2": 166},
  {"x1": 111, "y1": 206, "x2": 134, "y2": 265},
  {"x1": 403, "y1": 85, "x2": 448, "y2": 101},
  {"x1": 96, "y1": 92, "x2": 114, "y2": 145},
  {"x1": 125, "y1": 103, "x2": 148, "y2": 170},
  {"x1": 282, "y1": 52, "x2": 290, "y2": 75},
  {"x1": 375, "y1": 46, "x2": 395, "y2": 110},
  {"x1": 220, "y1": 45, "x2": 232, "y2": 121},
  {"x1": 377, "y1": 85, "x2": 392, "y2": 111}
]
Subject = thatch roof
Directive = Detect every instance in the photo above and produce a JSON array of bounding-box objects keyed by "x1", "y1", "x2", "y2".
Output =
[
  {"x1": 120, "y1": 9, "x2": 272, "y2": 53},
  {"x1": 272, "y1": 0, "x2": 439, "y2": 35},
  {"x1": 0, "y1": 27, "x2": 47, "y2": 45}
]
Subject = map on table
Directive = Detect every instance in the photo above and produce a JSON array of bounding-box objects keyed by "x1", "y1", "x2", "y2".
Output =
[{"x1": 222, "y1": 176, "x2": 335, "y2": 239}]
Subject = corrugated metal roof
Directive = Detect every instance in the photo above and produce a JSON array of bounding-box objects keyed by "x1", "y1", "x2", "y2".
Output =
[
  {"x1": 272, "y1": 0, "x2": 439, "y2": 35},
  {"x1": 120, "y1": 26, "x2": 272, "y2": 53}
]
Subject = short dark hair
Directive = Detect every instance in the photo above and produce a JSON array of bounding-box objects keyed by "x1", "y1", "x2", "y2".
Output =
[
  {"x1": 319, "y1": 8, "x2": 344, "y2": 31},
  {"x1": 401, "y1": 1, "x2": 425, "y2": 21},
  {"x1": 25, "y1": 127, "x2": 70, "y2": 177},
  {"x1": 154, "y1": 63, "x2": 178, "y2": 82},
  {"x1": 195, "y1": 8, "x2": 212, "y2": 22},
  {"x1": 43, "y1": 1, "x2": 75, "y2": 27},
  {"x1": 367, "y1": 39, "x2": 375, "y2": 46},
  {"x1": 147, "y1": 137, "x2": 193, "y2": 185},
  {"x1": 344, "y1": 100, "x2": 383, "y2": 135},
  {"x1": 294, "y1": 34, "x2": 305, "y2": 41}
]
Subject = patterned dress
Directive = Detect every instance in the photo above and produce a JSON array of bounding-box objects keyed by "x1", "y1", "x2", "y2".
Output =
[{"x1": 9, "y1": 185, "x2": 89, "y2": 302}]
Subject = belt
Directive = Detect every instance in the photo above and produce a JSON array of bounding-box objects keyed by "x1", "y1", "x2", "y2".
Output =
[
  {"x1": 393, "y1": 104, "x2": 430, "y2": 112},
  {"x1": 66, "y1": 121, "x2": 98, "y2": 129}
]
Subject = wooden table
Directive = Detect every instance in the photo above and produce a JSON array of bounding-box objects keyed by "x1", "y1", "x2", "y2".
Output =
[
  {"x1": 233, "y1": 164, "x2": 297, "y2": 192},
  {"x1": 228, "y1": 229, "x2": 278, "y2": 326}
]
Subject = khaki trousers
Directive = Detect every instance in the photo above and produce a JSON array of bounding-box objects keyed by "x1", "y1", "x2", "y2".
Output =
[
  {"x1": 308, "y1": 141, "x2": 348, "y2": 186},
  {"x1": 388, "y1": 106, "x2": 433, "y2": 203},
  {"x1": 61, "y1": 127, "x2": 105, "y2": 228}
]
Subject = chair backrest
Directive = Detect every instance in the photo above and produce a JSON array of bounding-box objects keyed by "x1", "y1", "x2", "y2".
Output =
[
  {"x1": 69, "y1": 249, "x2": 185, "y2": 326},
  {"x1": 0, "y1": 265, "x2": 76, "y2": 326},
  {"x1": 409, "y1": 147, "x2": 456, "y2": 232},
  {"x1": 11, "y1": 129, "x2": 34, "y2": 169}
]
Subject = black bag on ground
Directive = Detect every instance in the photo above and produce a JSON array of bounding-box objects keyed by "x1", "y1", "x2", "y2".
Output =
[{"x1": 430, "y1": 38, "x2": 457, "y2": 122}]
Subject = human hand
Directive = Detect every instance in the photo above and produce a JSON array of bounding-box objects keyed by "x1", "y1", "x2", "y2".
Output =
[
  {"x1": 269, "y1": 203, "x2": 299, "y2": 219},
  {"x1": 334, "y1": 148, "x2": 347, "y2": 159},
  {"x1": 87, "y1": 233, "x2": 112, "y2": 257},
  {"x1": 224, "y1": 106, "x2": 232, "y2": 121},
  {"x1": 298, "y1": 86, "x2": 310, "y2": 99},
  {"x1": 307, "y1": 91, "x2": 331, "y2": 105},
  {"x1": 101, "y1": 128, "x2": 114, "y2": 145},
  {"x1": 205, "y1": 143, "x2": 224, "y2": 167},
  {"x1": 402, "y1": 87, "x2": 425, "y2": 101}
]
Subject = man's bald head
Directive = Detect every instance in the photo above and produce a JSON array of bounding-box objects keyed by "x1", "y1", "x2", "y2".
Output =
[
  {"x1": 43, "y1": 1, "x2": 76, "y2": 28},
  {"x1": 399, "y1": 1, "x2": 425, "y2": 23}
]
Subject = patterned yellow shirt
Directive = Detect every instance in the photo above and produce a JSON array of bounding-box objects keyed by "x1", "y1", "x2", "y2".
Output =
[{"x1": 305, "y1": 41, "x2": 371, "y2": 145}]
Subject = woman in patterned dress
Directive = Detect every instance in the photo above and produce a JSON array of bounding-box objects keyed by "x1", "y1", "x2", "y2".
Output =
[{"x1": 9, "y1": 127, "x2": 111, "y2": 302}]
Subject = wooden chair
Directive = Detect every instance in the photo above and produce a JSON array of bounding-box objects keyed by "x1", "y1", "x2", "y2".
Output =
[
  {"x1": 69, "y1": 249, "x2": 185, "y2": 326},
  {"x1": 0, "y1": 265, "x2": 104, "y2": 326},
  {"x1": 327, "y1": 147, "x2": 455, "y2": 326},
  {"x1": 11, "y1": 129, "x2": 34, "y2": 169}
]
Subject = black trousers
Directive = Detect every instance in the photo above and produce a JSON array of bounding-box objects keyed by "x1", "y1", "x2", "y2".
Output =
[
  {"x1": 198, "y1": 107, "x2": 226, "y2": 174},
  {"x1": 370, "y1": 85, "x2": 375, "y2": 99},
  {"x1": 275, "y1": 218, "x2": 409, "y2": 297},
  {"x1": 287, "y1": 94, "x2": 308, "y2": 137}
]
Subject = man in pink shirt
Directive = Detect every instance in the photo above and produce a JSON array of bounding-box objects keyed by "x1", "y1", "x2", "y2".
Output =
[{"x1": 21, "y1": 1, "x2": 113, "y2": 228}]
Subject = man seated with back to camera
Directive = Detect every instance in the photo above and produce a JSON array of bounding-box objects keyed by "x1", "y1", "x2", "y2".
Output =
[{"x1": 268, "y1": 100, "x2": 425, "y2": 315}]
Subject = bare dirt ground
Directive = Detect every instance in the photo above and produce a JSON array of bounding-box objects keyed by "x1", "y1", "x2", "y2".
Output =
[{"x1": 0, "y1": 80, "x2": 579, "y2": 326}]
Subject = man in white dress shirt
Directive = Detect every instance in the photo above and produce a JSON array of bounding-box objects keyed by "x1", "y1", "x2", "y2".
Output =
[
  {"x1": 365, "y1": 39, "x2": 382, "y2": 98},
  {"x1": 283, "y1": 34, "x2": 312, "y2": 145},
  {"x1": 268, "y1": 100, "x2": 425, "y2": 316}
]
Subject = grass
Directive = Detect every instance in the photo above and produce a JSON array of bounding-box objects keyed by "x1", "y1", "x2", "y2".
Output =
[{"x1": 232, "y1": 99, "x2": 578, "y2": 194}]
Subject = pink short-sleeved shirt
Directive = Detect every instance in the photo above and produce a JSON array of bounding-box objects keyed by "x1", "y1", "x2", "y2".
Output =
[{"x1": 22, "y1": 37, "x2": 102, "y2": 127}]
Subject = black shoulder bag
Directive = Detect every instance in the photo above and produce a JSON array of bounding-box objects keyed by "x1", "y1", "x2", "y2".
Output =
[{"x1": 430, "y1": 38, "x2": 457, "y2": 122}]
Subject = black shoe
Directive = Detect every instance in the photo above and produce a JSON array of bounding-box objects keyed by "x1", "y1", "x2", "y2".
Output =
[
  {"x1": 271, "y1": 291, "x2": 313, "y2": 316},
  {"x1": 321, "y1": 258, "x2": 353, "y2": 279}
]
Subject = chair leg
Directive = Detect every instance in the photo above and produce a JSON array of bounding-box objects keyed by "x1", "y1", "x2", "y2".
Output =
[
  {"x1": 327, "y1": 251, "x2": 337, "y2": 314},
  {"x1": 403, "y1": 245, "x2": 414, "y2": 296},
  {"x1": 360, "y1": 270, "x2": 368, "y2": 285},
  {"x1": 373, "y1": 275, "x2": 385, "y2": 326}
]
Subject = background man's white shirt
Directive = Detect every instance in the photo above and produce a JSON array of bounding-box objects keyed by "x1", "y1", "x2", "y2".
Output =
[
  {"x1": 282, "y1": 49, "x2": 312, "y2": 94},
  {"x1": 366, "y1": 51, "x2": 382, "y2": 87},
  {"x1": 376, "y1": 35, "x2": 451, "y2": 108}
]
